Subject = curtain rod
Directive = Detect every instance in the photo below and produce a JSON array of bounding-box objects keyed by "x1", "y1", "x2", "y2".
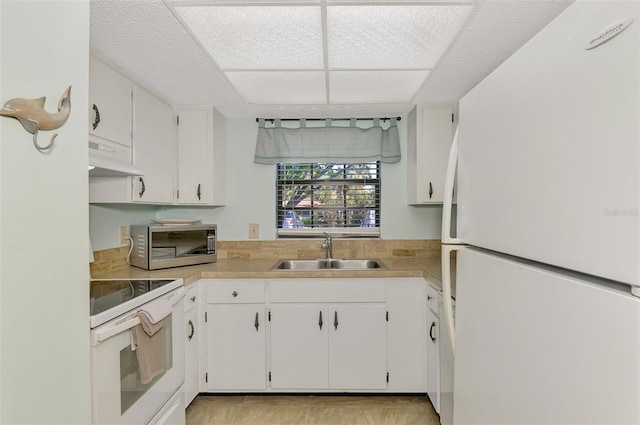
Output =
[{"x1": 256, "y1": 117, "x2": 401, "y2": 123}]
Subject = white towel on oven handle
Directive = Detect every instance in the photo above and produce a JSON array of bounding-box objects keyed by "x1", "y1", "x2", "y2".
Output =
[{"x1": 137, "y1": 298, "x2": 172, "y2": 325}]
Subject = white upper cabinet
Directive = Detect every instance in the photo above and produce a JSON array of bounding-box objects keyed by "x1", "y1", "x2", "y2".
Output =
[
  {"x1": 176, "y1": 107, "x2": 227, "y2": 206},
  {"x1": 88, "y1": 55, "x2": 134, "y2": 166},
  {"x1": 407, "y1": 105, "x2": 455, "y2": 204},
  {"x1": 89, "y1": 55, "x2": 133, "y2": 148},
  {"x1": 88, "y1": 62, "x2": 227, "y2": 205},
  {"x1": 131, "y1": 85, "x2": 174, "y2": 204},
  {"x1": 89, "y1": 85, "x2": 175, "y2": 203}
]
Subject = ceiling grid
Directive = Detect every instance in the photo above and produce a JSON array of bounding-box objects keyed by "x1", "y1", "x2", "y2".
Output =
[
  {"x1": 90, "y1": 0, "x2": 574, "y2": 116},
  {"x1": 170, "y1": 1, "x2": 474, "y2": 104}
]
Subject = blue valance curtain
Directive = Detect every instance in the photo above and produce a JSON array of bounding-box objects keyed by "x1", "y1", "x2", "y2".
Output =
[{"x1": 254, "y1": 118, "x2": 401, "y2": 164}]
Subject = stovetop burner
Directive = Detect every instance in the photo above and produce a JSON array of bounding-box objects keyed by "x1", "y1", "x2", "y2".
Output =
[{"x1": 90, "y1": 278, "x2": 182, "y2": 328}]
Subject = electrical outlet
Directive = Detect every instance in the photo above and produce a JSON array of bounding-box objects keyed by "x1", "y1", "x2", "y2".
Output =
[
  {"x1": 249, "y1": 223, "x2": 259, "y2": 239},
  {"x1": 119, "y1": 226, "x2": 128, "y2": 244}
]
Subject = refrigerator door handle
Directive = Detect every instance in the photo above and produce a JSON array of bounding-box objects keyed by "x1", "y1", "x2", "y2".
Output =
[
  {"x1": 441, "y1": 127, "x2": 461, "y2": 244},
  {"x1": 441, "y1": 244, "x2": 461, "y2": 353}
]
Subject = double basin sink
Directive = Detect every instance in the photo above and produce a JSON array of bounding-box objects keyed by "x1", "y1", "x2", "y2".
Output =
[{"x1": 271, "y1": 259, "x2": 387, "y2": 271}]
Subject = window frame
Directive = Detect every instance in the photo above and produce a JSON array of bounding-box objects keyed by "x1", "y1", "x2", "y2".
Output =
[{"x1": 276, "y1": 161, "x2": 381, "y2": 238}]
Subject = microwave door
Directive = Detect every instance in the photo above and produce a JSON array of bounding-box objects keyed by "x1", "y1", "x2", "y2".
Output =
[
  {"x1": 151, "y1": 247, "x2": 177, "y2": 260},
  {"x1": 181, "y1": 244, "x2": 208, "y2": 256}
]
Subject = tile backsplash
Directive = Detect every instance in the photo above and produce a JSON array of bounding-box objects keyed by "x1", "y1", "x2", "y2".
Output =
[{"x1": 90, "y1": 239, "x2": 441, "y2": 275}]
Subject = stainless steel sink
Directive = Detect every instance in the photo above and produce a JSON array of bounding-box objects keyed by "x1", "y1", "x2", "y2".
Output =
[{"x1": 270, "y1": 259, "x2": 387, "y2": 270}]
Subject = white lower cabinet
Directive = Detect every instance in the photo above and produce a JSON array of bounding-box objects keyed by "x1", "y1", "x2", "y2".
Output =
[
  {"x1": 328, "y1": 303, "x2": 387, "y2": 389},
  {"x1": 270, "y1": 304, "x2": 329, "y2": 389},
  {"x1": 205, "y1": 304, "x2": 266, "y2": 390},
  {"x1": 270, "y1": 303, "x2": 387, "y2": 390},
  {"x1": 425, "y1": 282, "x2": 441, "y2": 412},
  {"x1": 184, "y1": 284, "x2": 199, "y2": 407},
  {"x1": 204, "y1": 280, "x2": 267, "y2": 391},
  {"x1": 426, "y1": 300, "x2": 440, "y2": 412},
  {"x1": 198, "y1": 277, "x2": 427, "y2": 394}
]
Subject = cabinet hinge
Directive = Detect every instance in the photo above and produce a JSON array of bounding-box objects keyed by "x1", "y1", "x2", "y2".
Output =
[
  {"x1": 386, "y1": 372, "x2": 389, "y2": 383},
  {"x1": 205, "y1": 372, "x2": 208, "y2": 383},
  {"x1": 268, "y1": 311, "x2": 271, "y2": 321},
  {"x1": 386, "y1": 311, "x2": 389, "y2": 322},
  {"x1": 268, "y1": 372, "x2": 272, "y2": 382}
]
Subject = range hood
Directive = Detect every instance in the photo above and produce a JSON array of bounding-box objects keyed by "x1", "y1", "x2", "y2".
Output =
[
  {"x1": 88, "y1": 157, "x2": 143, "y2": 177},
  {"x1": 88, "y1": 139, "x2": 143, "y2": 177}
]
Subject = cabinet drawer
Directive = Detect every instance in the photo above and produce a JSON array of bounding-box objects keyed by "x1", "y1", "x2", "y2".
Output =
[
  {"x1": 206, "y1": 280, "x2": 265, "y2": 303},
  {"x1": 184, "y1": 283, "x2": 199, "y2": 312},
  {"x1": 270, "y1": 278, "x2": 386, "y2": 303},
  {"x1": 426, "y1": 282, "x2": 440, "y2": 313}
]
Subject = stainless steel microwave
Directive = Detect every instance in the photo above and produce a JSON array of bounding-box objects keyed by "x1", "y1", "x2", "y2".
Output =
[{"x1": 130, "y1": 224, "x2": 217, "y2": 270}]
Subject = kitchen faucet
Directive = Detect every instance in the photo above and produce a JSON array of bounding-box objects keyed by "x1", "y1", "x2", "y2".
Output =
[{"x1": 321, "y1": 232, "x2": 333, "y2": 260}]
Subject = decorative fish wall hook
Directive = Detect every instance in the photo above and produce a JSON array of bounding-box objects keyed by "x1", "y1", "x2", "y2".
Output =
[{"x1": 0, "y1": 86, "x2": 71, "y2": 153}]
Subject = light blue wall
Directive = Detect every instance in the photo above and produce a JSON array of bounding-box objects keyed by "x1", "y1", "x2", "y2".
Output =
[
  {"x1": 89, "y1": 116, "x2": 444, "y2": 249},
  {"x1": 2, "y1": 1, "x2": 92, "y2": 422}
]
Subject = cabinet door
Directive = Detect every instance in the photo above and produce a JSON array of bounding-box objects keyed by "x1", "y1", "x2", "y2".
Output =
[
  {"x1": 270, "y1": 304, "x2": 329, "y2": 389},
  {"x1": 419, "y1": 107, "x2": 453, "y2": 203},
  {"x1": 131, "y1": 85, "x2": 174, "y2": 203},
  {"x1": 177, "y1": 108, "x2": 211, "y2": 204},
  {"x1": 407, "y1": 106, "x2": 454, "y2": 204},
  {"x1": 329, "y1": 304, "x2": 387, "y2": 389},
  {"x1": 184, "y1": 309, "x2": 198, "y2": 406},
  {"x1": 426, "y1": 308, "x2": 440, "y2": 413},
  {"x1": 205, "y1": 304, "x2": 266, "y2": 390},
  {"x1": 89, "y1": 55, "x2": 132, "y2": 147}
]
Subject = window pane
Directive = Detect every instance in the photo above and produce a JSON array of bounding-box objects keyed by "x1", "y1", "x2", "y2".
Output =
[{"x1": 277, "y1": 162, "x2": 380, "y2": 236}]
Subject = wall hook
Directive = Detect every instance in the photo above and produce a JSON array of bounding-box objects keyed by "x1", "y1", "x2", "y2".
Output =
[
  {"x1": 32, "y1": 129, "x2": 58, "y2": 152},
  {"x1": 0, "y1": 86, "x2": 71, "y2": 153}
]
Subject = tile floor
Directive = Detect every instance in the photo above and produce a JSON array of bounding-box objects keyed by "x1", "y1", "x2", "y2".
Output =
[{"x1": 186, "y1": 395, "x2": 440, "y2": 425}]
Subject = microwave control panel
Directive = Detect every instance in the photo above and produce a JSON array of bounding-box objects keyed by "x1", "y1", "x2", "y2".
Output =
[{"x1": 207, "y1": 229, "x2": 217, "y2": 255}]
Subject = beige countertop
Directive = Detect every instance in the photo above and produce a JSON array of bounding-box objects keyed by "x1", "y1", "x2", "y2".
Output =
[{"x1": 92, "y1": 257, "x2": 449, "y2": 290}]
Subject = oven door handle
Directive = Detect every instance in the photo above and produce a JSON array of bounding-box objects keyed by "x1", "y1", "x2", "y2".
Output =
[
  {"x1": 91, "y1": 316, "x2": 141, "y2": 346},
  {"x1": 90, "y1": 287, "x2": 185, "y2": 347}
]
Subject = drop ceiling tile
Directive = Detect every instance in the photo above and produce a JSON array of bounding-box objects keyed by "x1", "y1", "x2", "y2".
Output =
[
  {"x1": 174, "y1": 5, "x2": 324, "y2": 70},
  {"x1": 326, "y1": 5, "x2": 473, "y2": 70},
  {"x1": 226, "y1": 71, "x2": 327, "y2": 104},
  {"x1": 329, "y1": 70, "x2": 429, "y2": 104}
]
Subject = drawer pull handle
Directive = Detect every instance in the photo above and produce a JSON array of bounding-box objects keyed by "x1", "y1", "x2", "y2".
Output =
[
  {"x1": 255, "y1": 312, "x2": 259, "y2": 332},
  {"x1": 187, "y1": 319, "x2": 195, "y2": 341},
  {"x1": 232, "y1": 291, "x2": 238, "y2": 297},
  {"x1": 92, "y1": 104, "x2": 101, "y2": 130},
  {"x1": 190, "y1": 296, "x2": 196, "y2": 302},
  {"x1": 427, "y1": 295, "x2": 433, "y2": 301},
  {"x1": 334, "y1": 311, "x2": 339, "y2": 330},
  {"x1": 139, "y1": 177, "x2": 146, "y2": 198},
  {"x1": 319, "y1": 311, "x2": 323, "y2": 330},
  {"x1": 429, "y1": 321, "x2": 437, "y2": 343}
]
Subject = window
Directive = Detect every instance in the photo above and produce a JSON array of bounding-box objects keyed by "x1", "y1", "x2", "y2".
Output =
[{"x1": 276, "y1": 162, "x2": 381, "y2": 237}]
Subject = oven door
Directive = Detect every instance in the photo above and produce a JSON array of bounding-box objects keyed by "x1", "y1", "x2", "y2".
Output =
[{"x1": 90, "y1": 288, "x2": 185, "y2": 425}]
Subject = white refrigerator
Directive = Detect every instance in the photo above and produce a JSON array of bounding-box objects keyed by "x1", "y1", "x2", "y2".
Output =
[{"x1": 440, "y1": 1, "x2": 639, "y2": 424}]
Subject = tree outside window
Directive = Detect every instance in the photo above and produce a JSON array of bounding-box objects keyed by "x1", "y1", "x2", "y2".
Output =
[{"x1": 276, "y1": 162, "x2": 380, "y2": 236}]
